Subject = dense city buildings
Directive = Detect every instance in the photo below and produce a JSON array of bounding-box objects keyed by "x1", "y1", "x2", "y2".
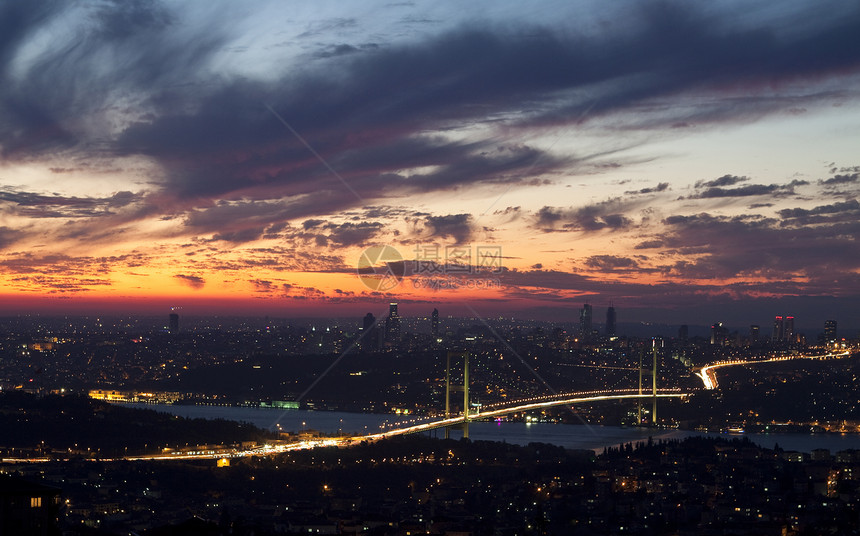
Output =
[{"x1": 0, "y1": 308, "x2": 857, "y2": 534}]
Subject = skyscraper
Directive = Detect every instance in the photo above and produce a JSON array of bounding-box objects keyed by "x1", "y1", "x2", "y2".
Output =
[
  {"x1": 168, "y1": 313, "x2": 179, "y2": 334},
  {"x1": 784, "y1": 316, "x2": 795, "y2": 344},
  {"x1": 362, "y1": 312, "x2": 378, "y2": 351},
  {"x1": 711, "y1": 322, "x2": 728, "y2": 345},
  {"x1": 750, "y1": 325, "x2": 760, "y2": 344},
  {"x1": 772, "y1": 316, "x2": 784, "y2": 343},
  {"x1": 579, "y1": 303, "x2": 592, "y2": 340},
  {"x1": 824, "y1": 319, "x2": 837, "y2": 343},
  {"x1": 678, "y1": 324, "x2": 688, "y2": 342},
  {"x1": 431, "y1": 308, "x2": 439, "y2": 337},
  {"x1": 605, "y1": 305, "x2": 616, "y2": 337},
  {"x1": 385, "y1": 302, "x2": 401, "y2": 346},
  {"x1": 363, "y1": 312, "x2": 376, "y2": 332}
]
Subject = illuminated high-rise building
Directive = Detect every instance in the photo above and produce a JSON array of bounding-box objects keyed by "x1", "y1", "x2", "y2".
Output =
[
  {"x1": 431, "y1": 308, "x2": 439, "y2": 337},
  {"x1": 824, "y1": 320, "x2": 837, "y2": 343},
  {"x1": 385, "y1": 302, "x2": 401, "y2": 345},
  {"x1": 750, "y1": 325, "x2": 760, "y2": 344},
  {"x1": 711, "y1": 322, "x2": 728, "y2": 345},
  {"x1": 579, "y1": 303, "x2": 593, "y2": 340},
  {"x1": 605, "y1": 305, "x2": 616, "y2": 337},
  {"x1": 772, "y1": 316, "x2": 784, "y2": 343},
  {"x1": 784, "y1": 316, "x2": 795, "y2": 344}
]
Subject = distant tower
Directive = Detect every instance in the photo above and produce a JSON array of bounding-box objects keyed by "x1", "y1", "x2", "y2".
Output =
[
  {"x1": 385, "y1": 302, "x2": 401, "y2": 345},
  {"x1": 579, "y1": 303, "x2": 593, "y2": 340},
  {"x1": 772, "y1": 316, "x2": 784, "y2": 343},
  {"x1": 824, "y1": 320, "x2": 837, "y2": 343},
  {"x1": 750, "y1": 325, "x2": 760, "y2": 344},
  {"x1": 363, "y1": 312, "x2": 375, "y2": 332},
  {"x1": 605, "y1": 304, "x2": 616, "y2": 337},
  {"x1": 678, "y1": 324, "x2": 688, "y2": 342},
  {"x1": 168, "y1": 313, "x2": 179, "y2": 334},
  {"x1": 784, "y1": 316, "x2": 795, "y2": 344},
  {"x1": 710, "y1": 322, "x2": 726, "y2": 345},
  {"x1": 431, "y1": 308, "x2": 439, "y2": 337}
]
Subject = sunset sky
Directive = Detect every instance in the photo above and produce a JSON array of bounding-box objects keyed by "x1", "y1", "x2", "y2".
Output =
[{"x1": 1, "y1": 0, "x2": 859, "y2": 328}]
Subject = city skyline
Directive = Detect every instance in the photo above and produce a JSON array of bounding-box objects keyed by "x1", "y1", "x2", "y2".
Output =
[{"x1": 1, "y1": 1, "x2": 859, "y2": 327}]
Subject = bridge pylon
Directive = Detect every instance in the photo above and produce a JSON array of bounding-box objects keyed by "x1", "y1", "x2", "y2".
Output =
[
  {"x1": 444, "y1": 351, "x2": 469, "y2": 439},
  {"x1": 637, "y1": 340, "x2": 659, "y2": 425}
]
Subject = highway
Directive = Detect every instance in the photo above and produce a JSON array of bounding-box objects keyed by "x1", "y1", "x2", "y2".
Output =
[{"x1": 696, "y1": 350, "x2": 852, "y2": 390}]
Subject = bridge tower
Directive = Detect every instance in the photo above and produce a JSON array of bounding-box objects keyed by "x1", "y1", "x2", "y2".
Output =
[
  {"x1": 637, "y1": 341, "x2": 659, "y2": 425},
  {"x1": 444, "y1": 351, "x2": 470, "y2": 439},
  {"x1": 651, "y1": 339, "x2": 658, "y2": 424}
]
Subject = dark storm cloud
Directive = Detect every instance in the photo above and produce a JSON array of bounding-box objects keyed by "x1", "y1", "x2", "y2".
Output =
[
  {"x1": 423, "y1": 214, "x2": 472, "y2": 244},
  {"x1": 584, "y1": 255, "x2": 639, "y2": 271},
  {"x1": 0, "y1": 1, "x2": 225, "y2": 161},
  {"x1": 778, "y1": 199, "x2": 860, "y2": 218},
  {"x1": 777, "y1": 199, "x2": 860, "y2": 225},
  {"x1": 1, "y1": 1, "x2": 860, "y2": 236},
  {"x1": 687, "y1": 180, "x2": 808, "y2": 199},
  {"x1": 0, "y1": 227, "x2": 25, "y2": 250},
  {"x1": 658, "y1": 212, "x2": 860, "y2": 280},
  {"x1": 8, "y1": 275, "x2": 111, "y2": 293},
  {"x1": 316, "y1": 221, "x2": 385, "y2": 247},
  {"x1": 183, "y1": 246, "x2": 350, "y2": 275},
  {"x1": 0, "y1": 189, "x2": 142, "y2": 219},
  {"x1": 535, "y1": 200, "x2": 635, "y2": 232},
  {"x1": 250, "y1": 279, "x2": 274, "y2": 292},
  {"x1": 695, "y1": 175, "x2": 748, "y2": 188},
  {"x1": 634, "y1": 239, "x2": 663, "y2": 250},
  {"x1": 624, "y1": 182, "x2": 669, "y2": 195},
  {"x1": 302, "y1": 219, "x2": 326, "y2": 229},
  {"x1": 0, "y1": 253, "x2": 149, "y2": 290},
  {"x1": 182, "y1": 196, "x2": 357, "y2": 241},
  {"x1": 820, "y1": 173, "x2": 859, "y2": 185},
  {"x1": 210, "y1": 228, "x2": 265, "y2": 244}
]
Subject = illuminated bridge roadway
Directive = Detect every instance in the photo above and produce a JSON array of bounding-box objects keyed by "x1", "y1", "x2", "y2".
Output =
[
  {"x1": 696, "y1": 350, "x2": 852, "y2": 390},
  {"x1": 122, "y1": 388, "x2": 688, "y2": 462}
]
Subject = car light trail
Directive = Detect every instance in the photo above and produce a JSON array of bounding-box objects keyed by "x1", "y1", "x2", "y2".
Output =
[{"x1": 696, "y1": 351, "x2": 851, "y2": 390}]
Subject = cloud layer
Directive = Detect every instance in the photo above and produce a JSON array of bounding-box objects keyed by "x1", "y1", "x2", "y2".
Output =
[{"x1": 0, "y1": 0, "x2": 859, "y2": 324}]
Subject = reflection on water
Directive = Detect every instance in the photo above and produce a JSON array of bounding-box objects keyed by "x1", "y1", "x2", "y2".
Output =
[{"x1": 133, "y1": 403, "x2": 860, "y2": 454}]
